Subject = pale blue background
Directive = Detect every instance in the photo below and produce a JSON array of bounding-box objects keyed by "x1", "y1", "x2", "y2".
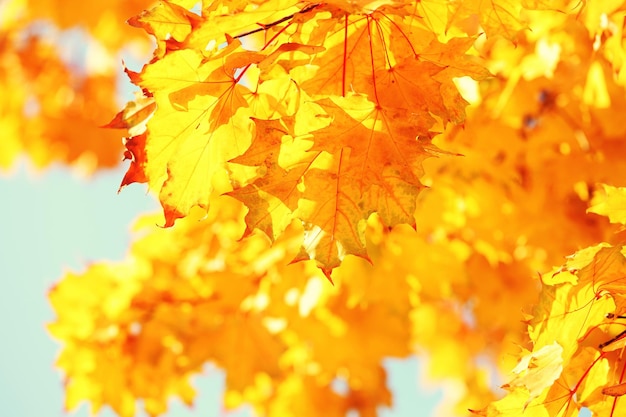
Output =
[{"x1": 0, "y1": 163, "x2": 443, "y2": 417}]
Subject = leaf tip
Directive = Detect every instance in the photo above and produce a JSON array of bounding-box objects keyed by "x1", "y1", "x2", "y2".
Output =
[
  {"x1": 163, "y1": 206, "x2": 184, "y2": 228},
  {"x1": 322, "y1": 268, "x2": 335, "y2": 285}
]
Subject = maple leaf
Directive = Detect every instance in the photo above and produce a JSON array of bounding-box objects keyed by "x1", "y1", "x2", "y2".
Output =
[
  {"x1": 230, "y1": 95, "x2": 444, "y2": 276},
  {"x1": 503, "y1": 343, "x2": 563, "y2": 401},
  {"x1": 416, "y1": 0, "x2": 527, "y2": 42},
  {"x1": 104, "y1": 95, "x2": 156, "y2": 137},
  {"x1": 588, "y1": 184, "x2": 626, "y2": 225},
  {"x1": 128, "y1": 1, "x2": 201, "y2": 57},
  {"x1": 228, "y1": 117, "x2": 308, "y2": 240},
  {"x1": 186, "y1": 0, "x2": 303, "y2": 49},
  {"x1": 467, "y1": 0, "x2": 527, "y2": 41},
  {"x1": 129, "y1": 41, "x2": 261, "y2": 225},
  {"x1": 300, "y1": 95, "x2": 438, "y2": 255},
  {"x1": 119, "y1": 133, "x2": 149, "y2": 189}
]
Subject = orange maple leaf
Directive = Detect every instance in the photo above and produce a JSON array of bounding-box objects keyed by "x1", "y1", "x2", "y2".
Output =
[{"x1": 230, "y1": 97, "x2": 443, "y2": 277}]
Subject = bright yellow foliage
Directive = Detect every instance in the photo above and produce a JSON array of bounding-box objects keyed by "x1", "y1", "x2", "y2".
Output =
[
  {"x1": 5, "y1": 0, "x2": 626, "y2": 416},
  {"x1": 590, "y1": 184, "x2": 626, "y2": 226},
  {"x1": 112, "y1": 0, "x2": 491, "y2": 275}
]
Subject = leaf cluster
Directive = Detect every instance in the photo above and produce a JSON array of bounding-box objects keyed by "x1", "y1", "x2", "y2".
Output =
[
  {"x1": 113, "y1": 0, "x2": 491, "y2": 275},
  {"x1": 6, "y1": 0, "x2": 626, "y2": 416}
]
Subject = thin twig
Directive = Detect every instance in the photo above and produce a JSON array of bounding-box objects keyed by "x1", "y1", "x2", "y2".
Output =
[{"x1": 233, "y1": 3, "x2": 322, "y2": 39}]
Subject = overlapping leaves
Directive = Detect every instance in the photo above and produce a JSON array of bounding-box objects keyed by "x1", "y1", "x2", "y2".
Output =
[
  {"x1": 115, "y1": 0, "x2": 489, "y2": 275},
  {"x1": 39, "y1": 0, "x2": 626, "y2": 417},
  {"x1": 48, "y1": 197, "x2": 413, "y2": 417},
  {"x1": 473, "y1": 242, "x2": 626, "y2": 417}
]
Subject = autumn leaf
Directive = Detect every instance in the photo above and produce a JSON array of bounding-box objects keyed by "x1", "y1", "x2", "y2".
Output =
[
  {"x1": 589, "y1": 184, "x2": 626, "y2": 226},
  {"x1": 504, "y1": 343, "x2": 564, "y2": 400},
  {"x1": 104, "y1": 95, "x2": 156, "y2": 137},
  {"x1": 229, "y1": 95, "x2": 445, "y2": 276},
  {"x1": 228, "y1": 117, "x2": 308, "y2": 240},
  {"x1": 417, "y1": 0, "x2": 527, "y2": 41},
  {"x1": 129, "y1": 41, "x2": 259, "y2": 225},
  {"x1": 128, "y1": 1, "x2": 201, "y2": 57},
  {"x1": 119, "y1": 133, "x2": 149, "y2": 189}
]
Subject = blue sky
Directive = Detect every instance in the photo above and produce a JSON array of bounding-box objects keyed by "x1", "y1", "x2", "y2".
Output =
[{"x1": 0, "y1": 162, "x2": 443, "y2": 417}]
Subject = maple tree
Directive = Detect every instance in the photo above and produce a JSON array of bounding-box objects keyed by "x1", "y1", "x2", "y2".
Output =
[{"x1": 5, "y1": 0, "x2": 626, "y2": 416}]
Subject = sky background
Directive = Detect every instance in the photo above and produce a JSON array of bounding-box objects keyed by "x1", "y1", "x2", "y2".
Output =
[{"x1": 0, "y1": 162, "x2": 444, "y2": 417}]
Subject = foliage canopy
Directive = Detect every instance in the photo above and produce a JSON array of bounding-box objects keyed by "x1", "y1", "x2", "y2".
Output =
[{"x1": 4, "y1": 0, "x2": 626, "y2": 416}]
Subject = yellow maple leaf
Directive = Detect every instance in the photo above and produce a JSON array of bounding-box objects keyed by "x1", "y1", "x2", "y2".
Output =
[
  {"x1": 504, "y1": 343, "x2": 563, "y2": 400},
  {"x1": 589, "y1": 184, "x2": 626, "y2": 225}
]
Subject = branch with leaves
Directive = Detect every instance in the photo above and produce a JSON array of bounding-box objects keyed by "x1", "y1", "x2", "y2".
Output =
[{"x1": 5, "y1": 0, "x2": 626, "y2": 416}]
